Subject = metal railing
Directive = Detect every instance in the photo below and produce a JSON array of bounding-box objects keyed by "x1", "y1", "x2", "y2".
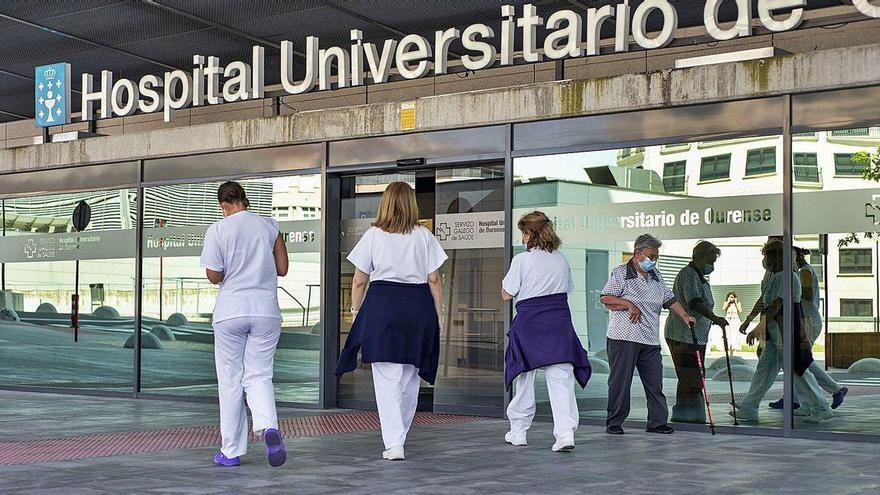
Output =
[
  {"x1": 662, "y1": 143, "x2": 689, "y2": 150},
  {"x1": 278, "y1": 286, "x2": 308, "y2": 326},
  {"x1": 830, "y1": 128, "x2": 871, "y2": 137},
  {"x1": 618, "y1": 147, "x2": 645, "y2": 159}
]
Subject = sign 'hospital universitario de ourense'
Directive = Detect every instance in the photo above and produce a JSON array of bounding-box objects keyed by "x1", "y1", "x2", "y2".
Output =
[{"x1": 34, "y1": 0, "x2": 880, "y2": 126}]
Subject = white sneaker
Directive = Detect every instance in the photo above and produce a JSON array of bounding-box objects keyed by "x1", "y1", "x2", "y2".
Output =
[
  {"x1": 504, "y1": 431, "x2": 527, "y2": 446},
  {"x1": 382, "y1": 445, "x2": 405, "y2": 461},
  {"x1": 551, "y1": 437, "x2": 575, "y2": 453},
  {"x1": 793, "y1": 406, "x2": 810, "y2": 417},
  {"x1": 804, "y1": 409, "x2": 833, "y2": 424}
]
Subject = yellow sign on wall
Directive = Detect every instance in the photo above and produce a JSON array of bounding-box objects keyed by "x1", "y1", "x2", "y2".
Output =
[{"x1": 400, "y1": 101, "x2": 416, "y2": 131}]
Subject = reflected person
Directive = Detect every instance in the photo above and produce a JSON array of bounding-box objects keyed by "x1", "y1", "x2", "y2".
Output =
[
  {"x1": 664, "y1": 241, "x2": 727, "y2": 424},
  {"x1": 200, "y1": 181, "x2": 289, "y2": 468},
  {"x1": 766, "y1": 248, "x2": 847, "y2": 411},
  {"x1": 733, "y1": 240, "x2": 832, "y2": 423},
  {"x1": 600, "y1": 233, "x2": 696, "y2": 435},
  {"x1": 721, "y1": 292, "x2": 744, "y2": 354}
]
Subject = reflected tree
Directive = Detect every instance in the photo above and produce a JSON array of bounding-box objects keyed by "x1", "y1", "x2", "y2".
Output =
[{"x1": 838, "y1": 146, "x2": 880, "y2": 247}]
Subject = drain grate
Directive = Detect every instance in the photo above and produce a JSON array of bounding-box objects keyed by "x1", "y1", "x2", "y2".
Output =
[{"x1": 0, "y1": 412, "x2": 486, "y2": 466}]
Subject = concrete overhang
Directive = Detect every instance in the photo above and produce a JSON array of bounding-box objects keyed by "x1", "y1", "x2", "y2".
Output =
[{"x1": 2, "y1": 42, "x2": 879, "y2": 175}]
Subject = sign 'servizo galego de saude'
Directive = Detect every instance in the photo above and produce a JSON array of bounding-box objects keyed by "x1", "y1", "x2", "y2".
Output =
[{"x1": 37, "y1": 0, "x2": 880, "y2": 125}]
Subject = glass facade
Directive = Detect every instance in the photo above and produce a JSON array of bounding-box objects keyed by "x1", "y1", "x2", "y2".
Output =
[
  {"x1": 513, "y1": 133, "x2": 784, "y2": 429},
  {"x1": 139, "y1": 175, "x2": 322, "y2": 403},
  {"x1": 0, "y1": 86, "x2": 878, "y2": 441},
  {"x1": 793, "y1": 123, "x2": 880, "y2": 434},
  {"x1": 0, "y1": 188, "x2": 137, "y2": 390}
]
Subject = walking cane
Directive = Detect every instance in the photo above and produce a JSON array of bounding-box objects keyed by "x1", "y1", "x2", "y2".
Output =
[
  {"x1": 689, "y1": 321, "x2": 716, "y2": 435},
  {"x1": 720, "y1": 323, "x2": 739, "y2": 426}
]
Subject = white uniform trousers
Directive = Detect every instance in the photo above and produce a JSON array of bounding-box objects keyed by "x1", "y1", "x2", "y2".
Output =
[
  {"x1": 507, "y1": 363, "x2": 579, "y2": 441},
  {"x1": 794, "y1": 322, "x2": 842, "y2": 401},
  {"x1": 805, "y1": 361, "x2": 842, "y2": 395},
  {"x1": 739, "y1": 326, "x2": 830, "y2": 414},
  {"x1": 213, "y1": 316, "x2": 282, "y2": 458},
  {"x1": 371, "y1": 362, "x2": 421, "y2": 449}
]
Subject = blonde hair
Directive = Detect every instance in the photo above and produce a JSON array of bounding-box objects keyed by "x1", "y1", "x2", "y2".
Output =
[
  {"x1": 373, "y1": 181, "x2": 420, "y2": 234},
  {"x1": 518, "y1": 211, "x2": 561, "y2": 252}
]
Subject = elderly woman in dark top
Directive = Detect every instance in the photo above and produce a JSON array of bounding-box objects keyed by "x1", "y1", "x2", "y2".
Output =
[{"x1": 664, "y1": 240, "x2": 727, "y2": 424}]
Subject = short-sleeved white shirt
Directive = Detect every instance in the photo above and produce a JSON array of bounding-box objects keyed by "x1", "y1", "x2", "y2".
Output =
[
  {"x1": 199, "y1": 211, "x2": 281, "y2": 323},
  {"x1": 763, "y1": 269, "x2": 802, "y2": 334},
  {"x1": 347, "y1": 226, "x2": 448, "y2": 283},
  {"x1": 763, "y1": 270, "x2": 802, "y2": 306},
  {"x1": 502, "y1": 249, "x2": 574, "y2": 301}
]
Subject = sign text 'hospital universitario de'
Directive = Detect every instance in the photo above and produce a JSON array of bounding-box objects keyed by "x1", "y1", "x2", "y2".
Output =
[{"x1": 34, "y1": 0, "x2": 880, "y2": 126}]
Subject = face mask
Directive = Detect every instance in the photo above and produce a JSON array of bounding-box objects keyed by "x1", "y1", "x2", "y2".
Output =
[
  {"x1": 703, "y1": 263, "x2": 715, "y2": 275},
  {"x1": 639, "y1": 257, "x2": 656, "y2": 272}
]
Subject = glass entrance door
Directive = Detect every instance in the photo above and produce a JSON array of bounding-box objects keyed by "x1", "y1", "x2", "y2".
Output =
[{"x1": 336, "y1": 164, "x2": 506, "y2": 415}]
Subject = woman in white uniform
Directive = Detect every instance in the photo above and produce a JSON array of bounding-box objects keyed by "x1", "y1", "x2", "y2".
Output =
[
  {"x1": 335, "y1": 181, "x2": 447, "y2": 461},
  {"x1": 734, "y1": 240, "x2": 831, "y2": 423},
  {"x1": 200, "y1": 181, "x2": 289, "y2": 468},
  {"x1": 502, "y1": 212, "x2": 591, "y2": 452}
]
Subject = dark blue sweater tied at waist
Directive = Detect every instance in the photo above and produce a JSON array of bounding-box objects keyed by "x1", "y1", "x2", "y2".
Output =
[
  {"x1": 335, "y1": 280, "x2": 440, "y2": 384},
  {"x1": 505, "y1": 292, "x2": 592, "y2": 390}
]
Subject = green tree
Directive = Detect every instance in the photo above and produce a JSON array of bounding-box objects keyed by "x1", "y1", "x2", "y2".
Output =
[{"x1": 839, "y1": 145, "x2": 880, "y2": 247}]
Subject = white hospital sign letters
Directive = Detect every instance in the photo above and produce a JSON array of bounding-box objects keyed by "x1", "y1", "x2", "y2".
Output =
[{"x1": 36, "y1": 1, "x2": 880, "y2": 126}]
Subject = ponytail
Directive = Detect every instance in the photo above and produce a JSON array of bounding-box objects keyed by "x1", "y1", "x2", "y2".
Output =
[
  {"x1": 517, "y1": 211, "x2": 562, "y2": 252},
  {"x1": 217, "y1": 181, "x2": 250, "y2": 208}
]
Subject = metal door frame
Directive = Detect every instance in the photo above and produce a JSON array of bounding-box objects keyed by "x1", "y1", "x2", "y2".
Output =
[{"x1": 322, "y1": 143, "x2": 512, "y2": 416}]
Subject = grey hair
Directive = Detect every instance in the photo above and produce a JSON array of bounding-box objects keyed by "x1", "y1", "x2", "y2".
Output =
[
  {"x1": 634, "y1": 233, "x2": 662, "y2": 251},
  {"x1": 692, "y1": 240, "x2": 721, "y2": 262}
]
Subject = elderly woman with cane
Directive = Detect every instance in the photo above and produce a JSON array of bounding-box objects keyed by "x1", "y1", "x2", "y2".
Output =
[
  {"x1": 501, "y1": 211, "x2": 591, "y2": 452},
  {"x1": 600, "y1": 233, "x2": 695, "y2": 435},
  {"x1": 664, "y1": 240, "x2": 728, "y2": 424},
  {"x1": 335, "y1": 181, "x2": 447, "y2": 461}
]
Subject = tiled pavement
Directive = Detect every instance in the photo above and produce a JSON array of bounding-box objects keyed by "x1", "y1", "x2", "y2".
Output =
[{"x1": 0, "y1": 390, "x2": 878, "y2": 494}]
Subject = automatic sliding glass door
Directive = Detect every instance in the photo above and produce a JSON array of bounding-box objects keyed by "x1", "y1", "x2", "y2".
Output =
[
  {"x1": 336, "y1": 172, "x2": 424, "y2": 407},
  {"x1": 433, "y1": 165, "x2": 505, "y2": 415},
  {"x1": 335, "y1": 164, "x2": 506, "y2": 415}
]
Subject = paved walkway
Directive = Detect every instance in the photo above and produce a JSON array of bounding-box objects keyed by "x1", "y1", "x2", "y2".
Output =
[{"x1": 0, "y1": 390, "x2": 877, "y2": 494}]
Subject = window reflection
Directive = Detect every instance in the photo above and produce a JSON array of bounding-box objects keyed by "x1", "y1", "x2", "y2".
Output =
[
  {"x1": 793, "y1": 124, "x2": 880, "y2": 433},
  {"x1": 514, "y1": 133, "x2": 784, "y2": 428},
  {"x1": 140, "y1": 175, "x2": 322, "y2": 404},
  {"x1": 0, "y1": 189, "x2": 136, "y2": 390}
]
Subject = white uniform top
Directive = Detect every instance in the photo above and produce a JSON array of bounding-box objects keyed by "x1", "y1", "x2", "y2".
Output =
[
  {"x1": 502, "y1": 248, "x2": 574, "y2": 301},
  {"x1": 199, "y1": 210, "x2": 282, "y2": 323},
  {"x1": 800, "y1": 263, "x2": 822, "y2": 337},
  {"x1": 763, "y1": 268, "x2": 803, "y2": 335},
  {"x1": 347, "y1": 226, "x2": 448, "y2": 283}
]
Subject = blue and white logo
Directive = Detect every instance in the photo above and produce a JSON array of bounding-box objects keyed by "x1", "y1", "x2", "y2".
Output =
[{"x1": 35, "y1": 63, "x2": 71, "y2": 127}]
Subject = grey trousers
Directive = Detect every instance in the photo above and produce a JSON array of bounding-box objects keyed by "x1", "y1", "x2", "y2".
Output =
[{"x1": 606, "y1": 338, "x2": 669, "y2": 429}]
